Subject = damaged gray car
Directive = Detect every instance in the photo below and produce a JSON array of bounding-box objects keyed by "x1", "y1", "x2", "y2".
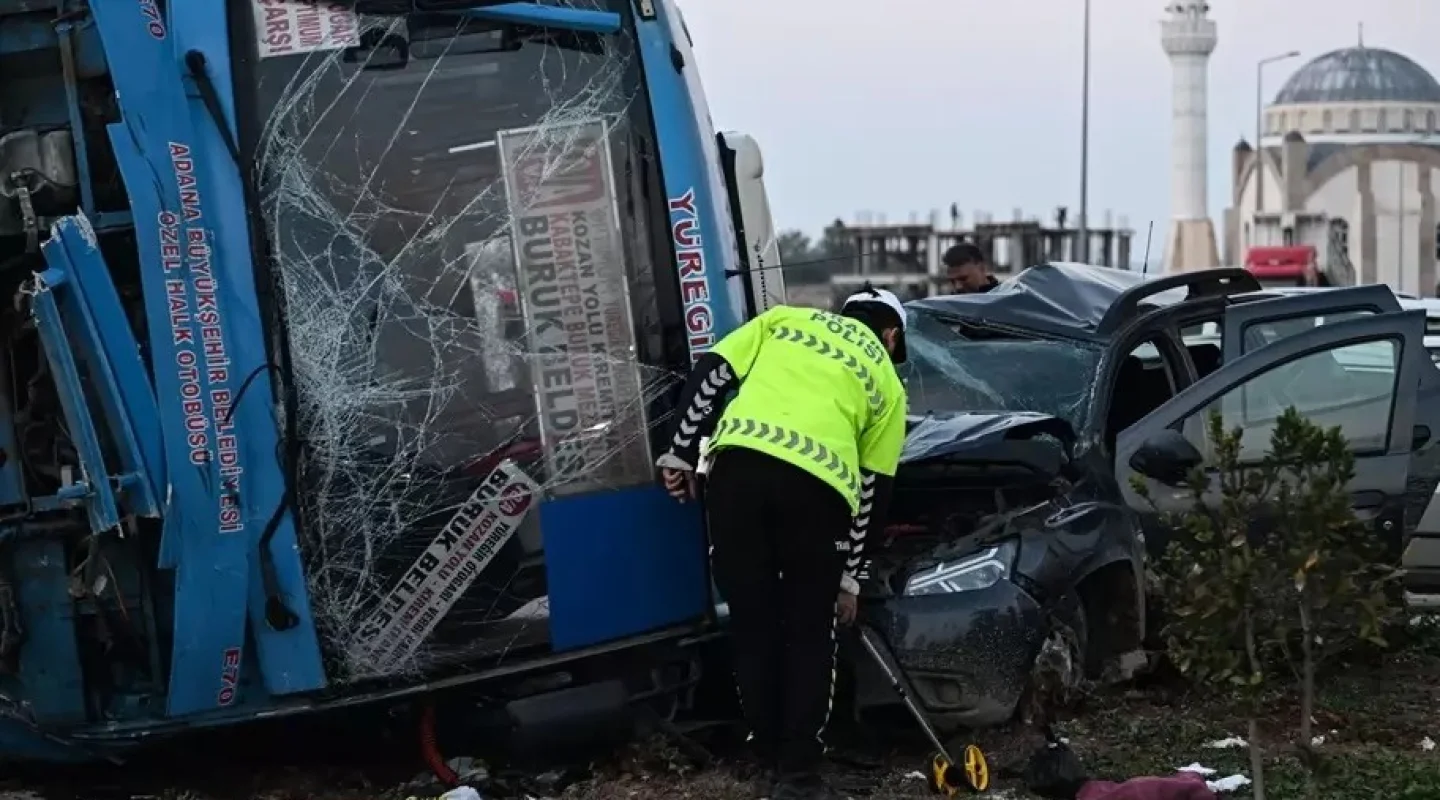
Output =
[{"x1": 849, "y1": 263, "x2": 1440, "y2": 732}]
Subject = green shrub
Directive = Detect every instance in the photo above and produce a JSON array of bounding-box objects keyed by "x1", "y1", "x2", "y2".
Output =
[{"x1": 1134, "y1": 408, "x2": 1403, "y2": 799}]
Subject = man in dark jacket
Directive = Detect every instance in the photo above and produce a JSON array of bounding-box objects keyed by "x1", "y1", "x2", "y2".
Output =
[{"x1": 943, "y1": 242, "x2": 999, "y2": 294}]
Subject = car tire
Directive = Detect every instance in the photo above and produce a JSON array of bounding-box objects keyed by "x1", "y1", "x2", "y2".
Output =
[
  {"x1": 1013, "y1": 593, "x2": 1089, "y2": 729},
  {"x1": 1053, "y1": 592, "x2": 1090, "y2": 671}
]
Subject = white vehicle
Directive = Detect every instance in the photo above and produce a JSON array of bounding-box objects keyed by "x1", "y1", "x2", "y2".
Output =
[
  {"x1": 1396, "y1": 298, "x2": 1440, "y2": 607},
  {"x1": 1397, "y1": 297, "x2": 1440, "y2": 363}
]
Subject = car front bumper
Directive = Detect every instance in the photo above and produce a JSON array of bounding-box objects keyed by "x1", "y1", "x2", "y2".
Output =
[{"x1": 853, "y1": 578, "x2": 1047, "y2": 730}]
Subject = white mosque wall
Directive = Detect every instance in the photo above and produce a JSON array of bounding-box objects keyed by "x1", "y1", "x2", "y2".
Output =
[
  {"x1": 1236, "y1": 162, "x2": 1285, "y2": 217},
  {"x1": 1232, "y1": 158, "x2": 1440, "y2": 295},
  {"x1": 1366, "y1": 161, "x2": 1440, "y2": 295},
  {"x1": 1308, "y1": 168, "x2": 1361, "y2": 273}
]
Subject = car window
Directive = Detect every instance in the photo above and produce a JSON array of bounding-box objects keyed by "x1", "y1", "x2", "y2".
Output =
[
  {"x1": 1237, "y1": 309, "x2": 1373, "y2": 354},
  {"x1": 1175, "y1": 338, "x2": 1400, "y2": 462},
  {"x1": 901, "y1": 310, "x2": 1101, "y2": 431},
  {"x1": 1183, "y1": 321, "x2": 1220, "y2": 339}
]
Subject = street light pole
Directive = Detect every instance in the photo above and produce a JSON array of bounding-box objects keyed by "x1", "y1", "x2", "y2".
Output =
[
  {"x1": 1077, "y1": 0, "x2": 1091, "y2": 263},
  {"x1": 1254, "y1": 51, "x2": 1300, "y2": 231}
]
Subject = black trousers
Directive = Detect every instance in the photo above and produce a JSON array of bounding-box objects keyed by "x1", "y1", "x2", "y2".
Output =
[{"x1": 706, "y1": 446, "x2": 850, "y2": 776}]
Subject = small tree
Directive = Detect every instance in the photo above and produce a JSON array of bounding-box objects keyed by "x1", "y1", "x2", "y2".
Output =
[
  {"x1": 1137, "y1": 408, "x2": 1401, "y2": 799},
  {"x1": 775, "y1": 230, "x2": 815, "y2": 269}
]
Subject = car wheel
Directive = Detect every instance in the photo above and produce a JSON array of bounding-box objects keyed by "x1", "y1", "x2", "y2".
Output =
[
  {"x1": 1053, "y1": 592, "x2": 1090, "y2": 668},
  {"x1": 1016, "y1": 593, "x2": 1088, "y2": 728}
]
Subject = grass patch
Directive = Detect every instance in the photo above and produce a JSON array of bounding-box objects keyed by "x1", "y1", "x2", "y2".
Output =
[{"x1": 1051, "y1": 646, "x2": 1440, "y2": 800}]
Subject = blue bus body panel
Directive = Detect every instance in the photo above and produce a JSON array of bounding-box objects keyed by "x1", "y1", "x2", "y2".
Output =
[
  {"x1": 93, "y1": 3, "x2": 251, "y2": 717},
  {"x1": 633, "y1": 0, "x2": 742, "y2": 361},
  {"x1": 90, "y1": 0, "x2": 324, "y2": 716},
  {"x1": 544, "y1": 486, "x2": 708, "y2": 650},
  {"x1": 40, "y1": 219, "x2": 163, "y2": 520},
  {"x1": 539, "y1": 0, "x2": 737, "y2": 652},
  {"x1": 10, "y1": 539, "x2": 86, "y2": 726},
  {"x1": 171, "y1": 0, "x2": 327, "y2": 700}
]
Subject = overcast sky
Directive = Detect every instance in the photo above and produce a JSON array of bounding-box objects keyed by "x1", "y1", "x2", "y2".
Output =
[{"x1": 678, "y1": 0, "x2": 1440, "y2": 240}]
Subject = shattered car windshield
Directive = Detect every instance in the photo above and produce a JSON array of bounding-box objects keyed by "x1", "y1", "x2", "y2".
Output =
[
  {"x1": 239, "y1": 4, "x2": 671, "y2": 677},
  {"x1": 900, "y1": 309, "x2": 1099, "y2": 430}
]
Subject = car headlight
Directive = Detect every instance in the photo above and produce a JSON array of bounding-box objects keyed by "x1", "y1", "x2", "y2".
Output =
[{"x1": 903, "y1": 542, "x2": 1016, "y2": 596}]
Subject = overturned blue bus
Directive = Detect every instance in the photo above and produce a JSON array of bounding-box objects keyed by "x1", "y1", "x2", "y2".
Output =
[{"x1": 0, "y1": 0, "x2": 782, "y2": 761}]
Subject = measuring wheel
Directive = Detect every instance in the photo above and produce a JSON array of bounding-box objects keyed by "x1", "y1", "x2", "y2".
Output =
[
  {"x1": 856, "y1": 627, "x2": 993, "y2": 795},
  {"x1": 927, "y1": 743, "x2": 989, "y2": 795}
]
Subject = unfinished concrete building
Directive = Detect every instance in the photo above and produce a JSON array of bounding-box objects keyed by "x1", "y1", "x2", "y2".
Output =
[{"x1": 829, "y1": 208, "x2": 1135, "y2": 302}]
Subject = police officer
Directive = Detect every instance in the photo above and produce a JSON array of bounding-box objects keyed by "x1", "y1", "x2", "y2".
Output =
[{"x1": 657, "y1": 288, "x2": 910, "y2": 800}]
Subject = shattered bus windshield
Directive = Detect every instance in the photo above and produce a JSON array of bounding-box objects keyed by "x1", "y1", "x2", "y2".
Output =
[
  {"x1": 236, "y1": 4, "x2": 671, "y2": 678},
  {"x1": 901, "y1": 310, "x2": 1099, "y2": 430}
]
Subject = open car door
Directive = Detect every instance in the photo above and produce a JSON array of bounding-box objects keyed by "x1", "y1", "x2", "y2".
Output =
[
  {"x1": 1219, "y1": 283, "x2": 1402, "y2": 361},
  {"x1": 1117, "y1": 310, "x2": 1434, "y2": 560},
  {"x1": 1215, "y1": 287, "x2": 1440, "y2": 607},
  {"x1": 1220, "y1": 289, "x2": 1440, "y2": 607}
]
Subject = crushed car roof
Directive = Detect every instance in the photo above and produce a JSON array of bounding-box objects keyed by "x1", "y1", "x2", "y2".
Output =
[{"x1": 908, "y1": 262, "x2": 1259, "y2": 342}]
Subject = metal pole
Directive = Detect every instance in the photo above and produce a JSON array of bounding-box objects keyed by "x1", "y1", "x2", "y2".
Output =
[{"x1": 1078, "y1": 0, "x2": 1090, "y2": 263}]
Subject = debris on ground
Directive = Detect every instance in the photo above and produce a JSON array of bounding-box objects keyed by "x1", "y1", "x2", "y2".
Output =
[
  {"x1": 405, "y1": 758, "x2": 489, "y2": 790},
  {"x1": 1060, "y1": 645, "x2": 1440, "y2": 800},
  {"x1": 0, "y1": 643, "x2": 1435, "y2": 800},
  {"x1": 1176, "y1": 764, "x2": 1213, "y2": 775},
  {"x1": 1204, "y1": 775, "x2": 1251, "y2": 794},
  {"x1": 1174, "y1": 765, "x2": 1252, "y2": 795}
]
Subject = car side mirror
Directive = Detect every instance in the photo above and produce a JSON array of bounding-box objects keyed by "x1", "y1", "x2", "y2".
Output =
[{"x1": 1128, "y1": 430, "x2": 1204, "y2": 486}]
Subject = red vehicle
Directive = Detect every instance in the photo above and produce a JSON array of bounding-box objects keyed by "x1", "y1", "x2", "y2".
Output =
[{"x1": 1244, "y1": 245, "x2": 1327, "y2": 288}]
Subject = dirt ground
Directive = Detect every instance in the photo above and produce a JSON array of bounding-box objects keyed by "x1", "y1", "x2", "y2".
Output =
[
  {"x1": 551, "y1": 640, "x2": 1440, "y2": 799},
  {"x1": 3, "y1": 634, "x2": 1437, "y2": 800}
]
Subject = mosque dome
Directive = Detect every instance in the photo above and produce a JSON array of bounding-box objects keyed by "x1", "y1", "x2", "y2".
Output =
[{"x1": 1273, "y1": 47, "x2": 1440, "y2": 105}]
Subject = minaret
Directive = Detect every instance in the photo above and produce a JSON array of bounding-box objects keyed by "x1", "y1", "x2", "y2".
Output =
[{"x1": 1160, "y1": 1, "x2": 1220, "y2": 272}]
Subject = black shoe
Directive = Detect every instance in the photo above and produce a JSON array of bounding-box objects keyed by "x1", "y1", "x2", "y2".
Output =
[{"x1": 772, "y1": 772, "x2": 840, "y2": 800}]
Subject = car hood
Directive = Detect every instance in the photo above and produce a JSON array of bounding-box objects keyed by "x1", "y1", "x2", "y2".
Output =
[{"x1": 901, "y1": 411, "x2": 1076, "y2": 465}]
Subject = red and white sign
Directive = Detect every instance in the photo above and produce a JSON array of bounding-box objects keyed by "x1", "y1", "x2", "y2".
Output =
[
  {"x1": 252, "y1": 0, "x2": 360, "y2": 59},
  {"x1": 497, "y1": 119, "x2": 652, "y2": 495},
  {"x1": 350, "y1": 460, "x2": 540, "y2": 674}
]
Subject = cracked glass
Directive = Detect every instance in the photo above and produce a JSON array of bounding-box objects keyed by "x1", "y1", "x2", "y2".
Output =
[
  {"x1": 237, "y1": 1, "x2": 679, "y2": 680},
  {"x1": 900, "y1": 310, "x2": 1099, "y2": 433}
]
